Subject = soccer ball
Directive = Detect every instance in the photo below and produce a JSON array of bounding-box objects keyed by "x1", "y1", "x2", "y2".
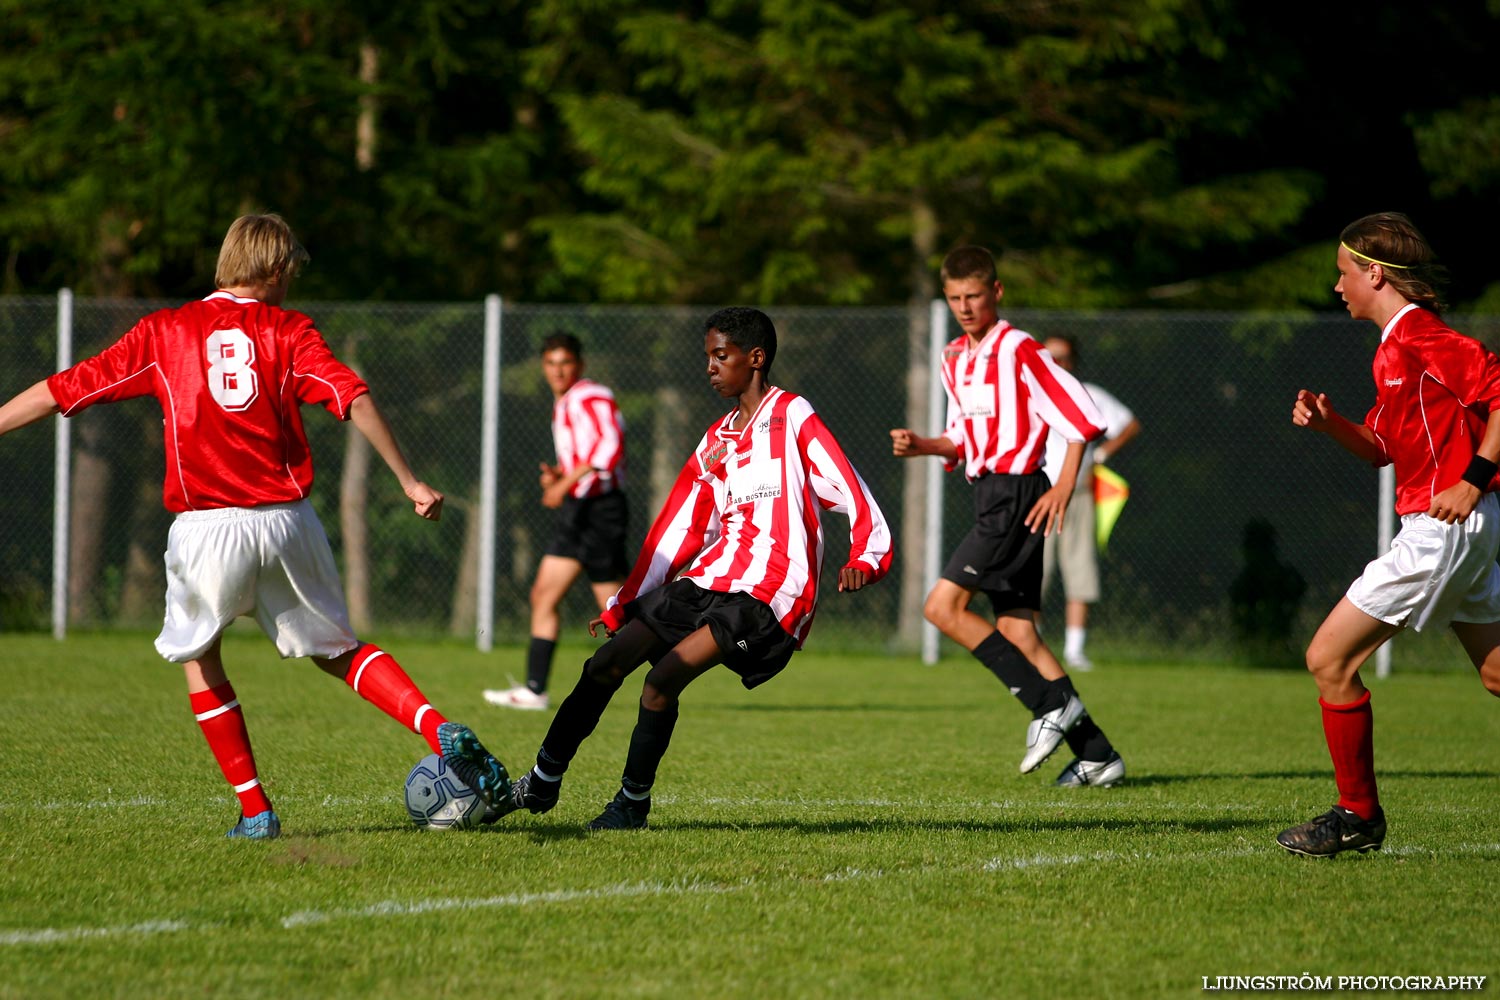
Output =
[{"x1": 404, "y1": 753, "x2": 485, "y2": 830}]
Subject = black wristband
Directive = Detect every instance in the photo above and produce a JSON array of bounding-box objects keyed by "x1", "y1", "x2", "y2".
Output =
[{"x1": 1462, "y1": 455, "x2": 1498, "y2": 489}]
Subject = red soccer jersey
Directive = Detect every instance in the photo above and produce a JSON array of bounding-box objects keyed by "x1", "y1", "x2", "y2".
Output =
[
  {"x1": 1364, "y1": 304, "x2": 1500, "y2": 516},
  {"x1": 46, "y1": 292, "x2": 369, "y2": 513},
  {"x1": 939, "y1": 321, "x2": 1105, "y2": 481},
  {"x1": 552, "y1": 378, "x2": 626, "y2": 499},
  {"x1": 599, "y1": 387, "x2": 892, "y2": 645}
]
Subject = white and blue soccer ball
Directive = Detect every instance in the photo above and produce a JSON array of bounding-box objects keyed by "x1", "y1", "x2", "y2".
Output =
[{"x1": 404, "y1": 753, "x2": 485, "y2": 830}]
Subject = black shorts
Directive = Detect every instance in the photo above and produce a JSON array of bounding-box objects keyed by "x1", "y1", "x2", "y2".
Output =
[
  {"x1": 627, "y1": 578, "x2": 798, "y2": 689},
  {"x1": 941, "y1": 471, "x2": 1049, "y2": 614},
  {"x1": 545, "y1": 491, "x2": 630, "y2": 582}
]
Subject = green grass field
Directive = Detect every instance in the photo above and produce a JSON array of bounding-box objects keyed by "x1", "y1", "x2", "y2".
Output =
[{"x1": 1, "y1": 630, "x2": 1497, "y2": 998}]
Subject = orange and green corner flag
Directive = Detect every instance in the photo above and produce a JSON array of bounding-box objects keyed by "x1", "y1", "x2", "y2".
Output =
[{"x1": 1093, "y1": 464, "x2": 1130, "y2": 553}]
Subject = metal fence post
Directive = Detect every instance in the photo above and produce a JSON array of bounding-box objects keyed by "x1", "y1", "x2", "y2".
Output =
[
  {"x1": 477, "y1": 294, "x2": 502, "y2": 652},
  {"x1": 52, "y1": 288, "x2": 72, "y2": 641},
  {"x1": 1374, "y1": 464, "x2": 1395, "y2": 678},
  {"x1": 921, "y1": 298, "x2": 947, "y2": 665}
]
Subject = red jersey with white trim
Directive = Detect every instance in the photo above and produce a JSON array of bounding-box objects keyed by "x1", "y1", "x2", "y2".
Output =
[
  {"x1": 553, "y1": 378, "x2": 626, "y2": 499},
  {"x1": 46, "y1": 292, "x2": 368, "y2": 513},
  {"x1": 1364, "y1": 304, "x2": 1500, "y2": 515},
  {"x1": 939, "y1": 321, "x2": 1106, "y2": 481},
  {"x1": 599, "y1": 386, "x2": 892, "y2": 645}
]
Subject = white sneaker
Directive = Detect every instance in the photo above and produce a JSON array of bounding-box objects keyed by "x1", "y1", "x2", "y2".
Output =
[
  {"x1": 1054, "y1": 750, "x2": 1125, "y2": 788},
  {"x1": 1020, "y1": 694, "x2": 1084, "y2": 773},
  {"x1": 482, "y1": 685, "x2": 550, "y2": 711},
  {"x1": 1064, "y1": 651, "x2": 1094, "y2": 672}
]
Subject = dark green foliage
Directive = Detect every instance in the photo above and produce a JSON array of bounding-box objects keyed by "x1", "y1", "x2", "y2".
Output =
[{"x1": 1, "y1": 1, "x2": 1497, "y2": 307}]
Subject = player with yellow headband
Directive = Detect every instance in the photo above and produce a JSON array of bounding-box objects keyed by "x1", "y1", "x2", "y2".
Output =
[{"x1": 1279, "y1": 212, "x2": 1500, "y2": 856}]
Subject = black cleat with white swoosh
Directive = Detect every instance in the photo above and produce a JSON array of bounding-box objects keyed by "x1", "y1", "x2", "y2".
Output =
[{"x1": 1276, "y1": 805, "x2": 1386, "y2": 857}]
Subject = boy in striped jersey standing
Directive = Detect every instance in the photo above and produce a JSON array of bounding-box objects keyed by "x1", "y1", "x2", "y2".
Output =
[
  {"x1": 489, "y1": 307, "x2": 893, "y2": 829},
  {"x1": 891, "y1": 245, "x2": 1126, "y2": 787},
  {"x1": 483, "y1": 332, "x2": 628, "y2": 711}
]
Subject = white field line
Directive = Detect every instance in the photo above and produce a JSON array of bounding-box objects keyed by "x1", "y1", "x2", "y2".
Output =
[
  {"x1": 0, "y1": 920, "x2": 192, "y2": 947},
  {"x1": 281, "y1": 878, "x2": 746, "y2": 928},
  {"x1": 6, "y1": 842, "x2": 1500, "y2": 947}
]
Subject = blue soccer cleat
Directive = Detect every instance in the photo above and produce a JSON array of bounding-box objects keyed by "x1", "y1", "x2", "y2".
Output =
[
  {"x1": 226, "y1": 810, "x2": 281, "y2": 840},
  {"x1": 437, "y1": 722, "x2": 512, "y2": 810}
]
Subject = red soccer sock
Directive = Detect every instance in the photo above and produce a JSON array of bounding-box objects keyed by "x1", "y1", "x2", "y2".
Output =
[
  {"x1": 1320, "y1": 691, "x2": 1379, "y2": 820},
  {"x1": 344, "y1": 644, "x2": 448, "y2": 754},
  {"x1": 190, "y1": 682, "x2": 273, "y2": 818}
]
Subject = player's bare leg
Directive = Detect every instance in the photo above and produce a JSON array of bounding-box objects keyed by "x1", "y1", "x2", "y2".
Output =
[
  {"x1": 924, "y1": 582, "x2": 1080, "y2": 772},
  {"x1": 486, "y1": 555, "x2": 586, "y2": 709},
  {"x1": 1450, "y1": 619, "x2": 1500, "y2": 697}
]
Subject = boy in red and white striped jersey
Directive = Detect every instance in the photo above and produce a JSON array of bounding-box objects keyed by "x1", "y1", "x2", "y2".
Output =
[
  {"x1": 489, "y1": 306, "x2": 893, "y2": 829},
  {"x1": 891, "y1": 245, "x2": 1125, "y2": 787},
  {"x1": 1278, "y1": 213, "x2": 1500, "y2": 857},
  {"x1": 483, "y1": 332, "x2": 628, "y2": 711},
  {"x1": 0, "y1": 214, "x2": 509, "y2": 838}
]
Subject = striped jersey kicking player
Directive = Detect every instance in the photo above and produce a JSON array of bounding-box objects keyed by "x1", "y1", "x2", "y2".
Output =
[
  {"x1": 893, "y1": 244, "x2": 1125, "y2": 789},
  {"x1": 488, "y1": 306, "x2": 891, "y2": 831},
  {"x1": 598, "y1": 381, "x2": 891, "y2": 651}
]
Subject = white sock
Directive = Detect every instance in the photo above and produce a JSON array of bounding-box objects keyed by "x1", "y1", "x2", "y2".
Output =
[{"x1": 1065, "y1": 626, "x2": 1086, "y2": 659}]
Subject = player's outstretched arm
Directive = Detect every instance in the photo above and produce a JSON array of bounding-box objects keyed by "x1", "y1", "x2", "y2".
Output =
[
  {"x1": 348, "y1": 393, "x2": 444, "y2": 520},
  {"x1": 1292, "y1": 389, "x2": 1384, "y2": 464},
  {"x1": 0, "y1": 381, "x2": 61, "y2": 437},
  {"x1": 890, "y1": 428, "x2": 957, "y2": 461}
]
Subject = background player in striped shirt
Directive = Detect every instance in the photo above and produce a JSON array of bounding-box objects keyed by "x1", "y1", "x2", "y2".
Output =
[
  {"x1": 483, "y1": 332, "x2": 628, "y2": 711},
  {"x1": 891, "y1": 245, "x2": 1125, "y2": 787},
  {"x1": 489, "y1": 306, "x2": 892, "y2": 830},
  {"x1": 1278, "y1": 213, "x2": 1500, "y2": 857},
  {"x1": 0, "y1": 214, "x2": 509, "y2": 839}
]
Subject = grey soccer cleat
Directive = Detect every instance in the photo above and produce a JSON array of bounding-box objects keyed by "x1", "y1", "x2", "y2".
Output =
[
  {"x1": 1020, "y1": 694, "x2": 1085, "y2": 774},
  {"x1": 1054, "y1": 750, "x2": 1126, "y2": 788}
]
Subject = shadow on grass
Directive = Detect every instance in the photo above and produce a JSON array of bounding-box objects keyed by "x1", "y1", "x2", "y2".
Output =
[
  {"x1": 484, "y1": 814, "x2": 1269, "y2": 841},
  {"x1": 1126, "y1": 769, "x2": 1500, "y2": 787},
  {"x1": 698, "y1": 702, "x2": 986, "y2": 713}
]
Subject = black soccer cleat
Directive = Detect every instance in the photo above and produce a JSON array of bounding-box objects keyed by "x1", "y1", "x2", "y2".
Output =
[
  {"x1": 481, "y1": 770, "x2": 561, "y2": 823},
  {"x1": 1276, "y1": 805, "x2": 1386, "y2": 857},
  {"x1": 586, "y1": 789, "x2": 650, "y2": 831}
]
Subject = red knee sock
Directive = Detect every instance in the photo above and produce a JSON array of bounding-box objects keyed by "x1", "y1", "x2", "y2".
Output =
[
  {"x1": 344, "y1": 644, "x2": 447, "y2": 754},
  {"x1": 1320, "y1": 691, "x2": 1379, "y2": 820},
  {"x1": 191, "y1": 682, "x2": 273, "y2": 818}
]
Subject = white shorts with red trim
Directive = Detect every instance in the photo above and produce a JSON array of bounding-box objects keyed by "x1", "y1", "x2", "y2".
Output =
[
  {"x1": 1346, "y1": 493, "x2": 1500, "y2": 632},
  {"x1": 155, "y1": 500, "x2": 359, "y2": 662}
]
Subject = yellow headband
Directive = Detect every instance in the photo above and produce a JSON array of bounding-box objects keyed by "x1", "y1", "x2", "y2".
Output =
[{"x1": 1341, "y1": 242, "x2": 1412, "y2": 270}]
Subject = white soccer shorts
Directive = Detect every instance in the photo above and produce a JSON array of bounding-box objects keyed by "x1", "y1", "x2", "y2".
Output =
[
  {"x1": 155, "y1": 499, "x2": 359, "y2": 662},
  {"x1": 1346, "y1": 492, "x2": 1500, "y2": 632}
]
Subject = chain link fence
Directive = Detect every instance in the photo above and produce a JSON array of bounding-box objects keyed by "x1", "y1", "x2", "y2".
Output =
[{"x1": 4, "y1": 294, "x2": 1498, "y2": 668}]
